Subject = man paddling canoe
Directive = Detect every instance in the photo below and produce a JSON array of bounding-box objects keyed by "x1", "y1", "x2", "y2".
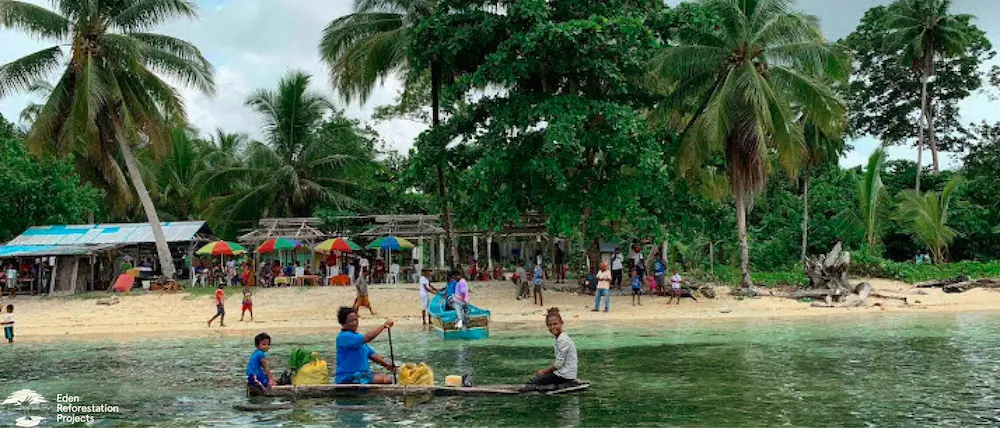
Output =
[{"x1": 335, "y1": 307, "x2": 397, "y2": 384}]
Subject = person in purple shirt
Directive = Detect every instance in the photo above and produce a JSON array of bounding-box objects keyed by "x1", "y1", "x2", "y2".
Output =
[{"x1": 450, "y1": 271, "x2": 470, "y2": 330}]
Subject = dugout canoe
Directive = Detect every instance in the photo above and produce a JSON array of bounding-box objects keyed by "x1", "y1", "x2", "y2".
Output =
[
  {"x1": 428, "y1": 293, "x2": 491, "y2": 340},
  {"x1": 248, "y1": 382, "x2": 590, "y2": 399}
]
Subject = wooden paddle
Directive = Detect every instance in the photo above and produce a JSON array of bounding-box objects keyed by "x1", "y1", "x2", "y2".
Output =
[{"x1": 388, "y1": 326, "x2": 397, "y2": 384}]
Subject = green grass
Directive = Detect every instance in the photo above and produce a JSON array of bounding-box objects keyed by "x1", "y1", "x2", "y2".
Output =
[{"x1": 703, "y1": 259, "x2": 1000, "y2": 287}]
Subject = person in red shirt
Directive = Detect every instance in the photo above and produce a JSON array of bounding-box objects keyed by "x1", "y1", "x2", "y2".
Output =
[
  {"x1": 326, "y1": 252, "x2": 338, "y2": 280},
  {"x1": 207, "y1": 284, "x2": 226, "y2": 327}
]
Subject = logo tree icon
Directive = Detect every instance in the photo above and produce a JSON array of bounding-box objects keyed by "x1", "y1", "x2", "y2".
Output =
[{"x1": 3, "y1": 389, "x2": 48, "y2": 427}]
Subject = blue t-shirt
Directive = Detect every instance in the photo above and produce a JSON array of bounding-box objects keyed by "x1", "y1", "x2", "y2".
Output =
[
  {"x1": 336, "y1": 330, "x2": 375, "y2": 377},
  {"x1": 533, "y1": 266, "x2": 543, "y2": 285},
  {"x1": 446, "y1": 280, "x2": 457, "y2": 297},
  {"x1": 246, "y1": 349, "x2": 269, "y2": 385},
  {"x1": 654, "y1": 259, "x2": 666, "y2": 275},
  {"x1": 631, "y1": 276, "x2": 641, "y2": 290}
]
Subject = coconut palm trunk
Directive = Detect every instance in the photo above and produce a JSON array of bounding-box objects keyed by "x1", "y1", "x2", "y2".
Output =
[
  {"x1": 114, "y1": 118, "x2": 176, "y2": 279},
  {"x1": 735, "y1": 192, "x2": 752, "y2": 288},
  {"x1": 801, "y1": 173, "x2": 810, "y2": 262},
  {"x1": 915, "y1": 73, "x2": 929, "y2": 192}
]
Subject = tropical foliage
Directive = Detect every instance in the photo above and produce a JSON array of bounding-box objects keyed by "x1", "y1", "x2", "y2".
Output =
[
  {"x1": 0, "y1": 0, "x2": 216, "y2": 278},
  {"x1": 650, "y1": 0, "x2": 847, "y2": 287},
  {"x1": 896, "y1": 177, "x2": 964, "y2": 262}
]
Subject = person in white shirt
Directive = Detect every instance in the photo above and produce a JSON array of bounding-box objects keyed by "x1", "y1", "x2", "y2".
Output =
[
  {"x1": 667, "y1": 269, "x2": 684, "y2": 305},
  {"x1": 418, "y1": 268, "x2": 439, "y2": 325},
  {"x1": 529, "y1": 307, "x2": 577, "y2": 386},
  {"x1": 357, "y1": 257, "x2": 370, "y2": 284},
  {"x1": 2, "y1": 304, "x2": 14, "y2": 343},
  {"x1": 611, "y1": 249, "x2": 624, "y2": 289}
]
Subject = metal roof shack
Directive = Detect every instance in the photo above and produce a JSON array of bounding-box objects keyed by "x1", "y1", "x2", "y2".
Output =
[{"x1": 6, "y1": 221, "x2": 213, "y2": 246}]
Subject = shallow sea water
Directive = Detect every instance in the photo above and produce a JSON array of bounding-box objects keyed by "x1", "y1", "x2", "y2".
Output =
[{"x1": 2, "y1": 312, "x2": 1000, "y2": 426}]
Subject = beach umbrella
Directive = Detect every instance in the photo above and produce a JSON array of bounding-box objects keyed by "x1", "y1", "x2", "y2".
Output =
[
  {"x1": 367, "y1": 236, "x2": 414, "y2": 285},
  {"x1": 314, "y1": 237, "x2": 361, "y2": 253},
  {"x1": 256, "y1": 237, "x2": 303, "y2": 254},
  {"x1": 366, "y1": 236, "x2": 415, "y2": 251},
  {"x1": 196, "y1": 241, "x2": 247, "y2": 256}
]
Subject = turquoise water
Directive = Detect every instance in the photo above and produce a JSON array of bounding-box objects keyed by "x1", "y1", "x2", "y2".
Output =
[{"x1": 2, "y1": 312, "x2": 1000, "y2": 426}]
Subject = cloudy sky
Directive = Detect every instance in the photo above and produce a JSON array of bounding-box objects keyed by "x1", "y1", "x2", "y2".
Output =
[{"x1": 1, "y1": 0, "x2": 998, "y2": 168}]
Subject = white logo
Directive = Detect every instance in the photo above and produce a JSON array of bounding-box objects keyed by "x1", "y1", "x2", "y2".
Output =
[{"x1": 3, "y1": 389, "x2": 47, "y2": 427}]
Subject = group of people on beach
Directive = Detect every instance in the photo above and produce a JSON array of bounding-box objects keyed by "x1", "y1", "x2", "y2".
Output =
[
  {"x1": 584, "y1": 248, "x2": 687, "y2": 312},
  {"x1": 245, "y1": 305, "x2": 578, "y2": 390}
]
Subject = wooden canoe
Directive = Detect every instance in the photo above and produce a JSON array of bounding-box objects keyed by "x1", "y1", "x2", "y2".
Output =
[{"x1": 249, "y1": 382, "x2": 590, "y2": 399}]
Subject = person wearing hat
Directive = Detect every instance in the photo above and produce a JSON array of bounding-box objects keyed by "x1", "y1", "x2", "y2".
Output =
[
  {"x1": 593, "y1": 262, "x2": 613, "y2": 312},
  {"x1": 418, "y1": 268, "x2": 439, "y2": 325}
]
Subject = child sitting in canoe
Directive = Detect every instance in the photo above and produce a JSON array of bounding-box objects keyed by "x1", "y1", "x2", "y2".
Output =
[
  {"x1": 335, "y1": 307, "x2": 397, "y2": 384},
  {"x1": 529, "y1": 308, "x2": 578, "y2": 386},
  {"x1": 247, "y1": 332, "x2": 274, "y2": 391}
]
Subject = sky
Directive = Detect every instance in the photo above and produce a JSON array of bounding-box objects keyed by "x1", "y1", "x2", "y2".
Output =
[{"x1": 1, "y1": 0, "x2": 998, "y2": 168}]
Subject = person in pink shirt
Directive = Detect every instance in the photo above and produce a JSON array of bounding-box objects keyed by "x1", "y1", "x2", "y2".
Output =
[{"x1": 451, "y1": 271, "x2": 470, "y2": 329}]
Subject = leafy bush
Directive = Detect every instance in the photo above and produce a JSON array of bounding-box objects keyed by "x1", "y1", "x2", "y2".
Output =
[
  {"x1": 707, "y1": 266, "x2": 808, "y2": 288},
  {"x1": 852, "y1": 249, "x2": 1000, "y2": 283},
  {"x1": 288, "y1": 349, "x2": 317, "y2": 372}
]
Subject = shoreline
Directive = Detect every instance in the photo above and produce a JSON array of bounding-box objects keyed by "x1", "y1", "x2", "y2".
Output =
[{"x1": 5, "y1": 278, "x2": 1000, "y2": 343}]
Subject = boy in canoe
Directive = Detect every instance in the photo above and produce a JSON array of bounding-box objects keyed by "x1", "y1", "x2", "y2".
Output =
[
  {"x1": 247, "y1": 332, "x2": 274, "y2": 391},
  {"x1": 529, "y1": 308, "x2": 578, "y2": 386},
  {"x1": 335, "y1": 307, "x2": 397, "y2": 384}
]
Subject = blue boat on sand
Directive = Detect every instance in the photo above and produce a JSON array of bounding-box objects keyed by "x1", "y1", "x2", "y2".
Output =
[{"x1": 428, "y1": 293, "x2": 491, "y2": 340}]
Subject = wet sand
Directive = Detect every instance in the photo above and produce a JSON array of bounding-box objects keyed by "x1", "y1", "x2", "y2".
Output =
[{"x1": 4, "y1": 278, "x2": 998, "y2": 342}]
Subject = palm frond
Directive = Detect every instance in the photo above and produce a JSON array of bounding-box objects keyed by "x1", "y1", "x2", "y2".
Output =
[
  {"x1": 111, "y1": 0, "x2": 198, "y2": 31},
  {"x1": 0, "y1": 46, "x2": 63, "y2": 98},
  {"x1": 0, "y1": 0, "x2": 71, "y2": 39}
]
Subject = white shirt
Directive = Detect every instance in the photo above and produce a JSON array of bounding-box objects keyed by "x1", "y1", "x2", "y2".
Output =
[
  {"x1": 5, "y1": 269, "x2": 15, "y2": 279},
  {"x1": 359, "y1": 258, "x2": 370, "y2": 268},
  {"x1": 553, "y1": 333, "x2": 578, "y2": 380},
  {"x1": 3, "y1": 313, "x2": 13, "y2": 325},
  {"x1": 419, "y1": 276, "x2": 431, "y2": 297},
  {"x1": 633, "y1": 252, "x2": 644, "y2": 264},
  {"x1": 672, "y1": 273, "x2": 682, "y2": 289},
  {"x1": 611, "y1": 254, "x2": 623, "y2": 270},
  {"x1": 390, "y1": 264, "x2": 400, "y2": 274}
]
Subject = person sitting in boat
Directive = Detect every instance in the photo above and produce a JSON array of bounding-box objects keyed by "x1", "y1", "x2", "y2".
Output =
[
  {"x1": 443, "y1": 272, "x2": 458, "y2": 310},
  {"x1": 335, "y1": 307, "x2": 397, "y2": 384},
  {"x1": 247, "y1": 332, "x2": 274, "y2": 391},
  {"x1": 529, "y1": 308, "x2": 578, "y2": 386}
]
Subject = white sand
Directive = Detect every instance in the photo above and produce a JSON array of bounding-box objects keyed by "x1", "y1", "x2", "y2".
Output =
[{"x1": 4, "y1": 278, "x2": 997, "y2": 342}]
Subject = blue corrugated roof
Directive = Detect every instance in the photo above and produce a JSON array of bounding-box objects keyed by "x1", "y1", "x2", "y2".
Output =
[{"x1": 6, "y1": 221, "x2": 211, "y2": 246}]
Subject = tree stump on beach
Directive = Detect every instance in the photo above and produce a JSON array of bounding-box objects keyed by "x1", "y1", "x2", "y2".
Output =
[{"x1": 804, "y1": 242, "x2": 852, "y2": 297}]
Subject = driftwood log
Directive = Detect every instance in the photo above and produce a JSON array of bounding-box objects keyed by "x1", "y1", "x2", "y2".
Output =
[
  {"x1": 804, "y1": 242, "x2": 852, "y2": 296},
  {"x1": 942, "y1": 279, "x2": 1000, "y2": 293},
  {"x1": 916, "y1": 275, "x2": 970, "y2": 288}
]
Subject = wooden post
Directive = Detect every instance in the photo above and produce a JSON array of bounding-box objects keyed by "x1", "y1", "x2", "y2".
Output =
[
  {"x1": 438, "y1": 237, "x2": 445, "y2": 268},
  {"x1": 486, "y1": 236, "x2": 493, "y2": 271},
  {"x1": 89, "y1": 255, "x2": 95, "y2": 291},
  {"x1": 473, "y1": 236, "x2": 479, "y2": 265},
  {"x1": 187, "y1": 242, "x2": 195, "y2": 281},
  {"x1": 68, "y1": 257, "x2": 80, "y2": 295}
]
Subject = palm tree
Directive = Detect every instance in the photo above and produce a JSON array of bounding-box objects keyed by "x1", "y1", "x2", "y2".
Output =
[
  {"x1": 885, "y1": 0, "x2": 975, "y2": 190},
  {"x1": 897, "y1": 177, "x2": 963, "y2": 263},
  {"x1": 800, "y1": 114, "x2": 846, "y2": 260},
  {"x1": 650, "y1": 0, "x2": 847, "y2": 288},
  {"x1": 17, "y1": 80, "x2": 52, "y2": 125},
  {"x1": 0, "y1": 0, "x2": 216, "y2": 279},
  {"x1": 152, "y1": 128, "x2": 208, "y2": 220},
  {"x1": 198, "y1": 72, "x2": 359, "y2": 238},
  {"x1": 319, "y1": 0, "x2": 462, "y2": 269},
  {"x1": 850, "y1": 147, "x2": 890, "y2": 250},
  {"x1": 206, "y1": 129, "x2": 249, "y2": 165}
]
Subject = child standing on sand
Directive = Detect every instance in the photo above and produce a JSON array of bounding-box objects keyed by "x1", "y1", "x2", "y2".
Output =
[
  {"x1": 533, "y1": 262, "x2": 545, "y2": 306},
  {"x1": 246, "y1": 332, "x2": 273, "y2": 391},
  {"x1": 2, "y1": 304, "x2": 13, "y2": 343},
  {"x1": 240, "y1": 288, "x2": 254, "y2": 321},
  {"x1": 667, "y1": 269, "x2": 684, "y2": 305},
  {"x1": 208, "y1": 284, "x2": 226, "y2": 327},
  {"x1": 354, "y1": 274, "x2": 375, "y2": 315},
  {"x1": 631, "y1": 267, "x2": 642, "y2": 306}
]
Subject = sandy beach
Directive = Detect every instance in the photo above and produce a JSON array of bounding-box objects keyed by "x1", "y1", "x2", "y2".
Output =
[{"x1": 4, "y1": 278, "x2": 1000, "y2": 342}]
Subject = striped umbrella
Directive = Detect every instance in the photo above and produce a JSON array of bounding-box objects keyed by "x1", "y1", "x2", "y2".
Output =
[
  {"x1": 366, "y1": 236, "x2": 415, "y2": 250},
  {"x1": 314, "y1": 237, "x2": 361, "y2": 253},
  {"x1": 196, "y1": 241, "x2": 247, "y2": 256},
  {"x1": 256, "y1": 237, "x2": 303, "y2": 254}
]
